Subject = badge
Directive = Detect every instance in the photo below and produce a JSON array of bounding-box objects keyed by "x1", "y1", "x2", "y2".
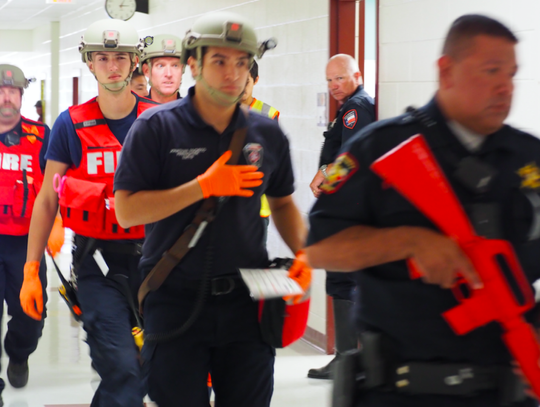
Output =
[
  {"x1": 517, "y1": 163, "x2": 540, "y2": 191},
  {"x1": 320, "y1": 153, "x2": 358, "y2": 194},
  {"x1": 343, "y1": 109, "x2": 357, "y2": 129},
  {"x1": 243, "y1": 143, "x2": 263, "y2": 168}
]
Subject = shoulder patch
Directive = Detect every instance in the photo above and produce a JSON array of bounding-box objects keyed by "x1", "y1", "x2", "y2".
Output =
[
  {"x1": 343, "y1": 109, "x2": 357, "y2": 129},
  {"x1": 517, "y1": 162, "x2": 540, "y2": 190},
  {"x1": 320, "y1": 153, "x2": 359, "y2": 194}
]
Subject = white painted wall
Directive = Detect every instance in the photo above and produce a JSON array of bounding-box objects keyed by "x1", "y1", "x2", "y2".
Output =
[{"x1": 378, "y1": 0, "x2": 540, "y2": 137}]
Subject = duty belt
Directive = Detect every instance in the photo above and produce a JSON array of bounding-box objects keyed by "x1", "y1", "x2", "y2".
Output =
[
  {"x1": 74, "y1": 235, "x2": 142, "y2": 257},
  {"x1": 179, "y1": 276, "x2": 242, "y2": 296},
  {"x1": 332, "y1": 332, "x2": 526, "y2": 407}
]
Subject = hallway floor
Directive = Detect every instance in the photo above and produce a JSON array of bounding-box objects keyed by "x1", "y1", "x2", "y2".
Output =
[{"x1": 2, "y1": 249, "x2": 333, "y2": 407}]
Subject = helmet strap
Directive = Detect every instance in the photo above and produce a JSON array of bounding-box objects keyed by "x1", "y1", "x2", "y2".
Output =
[
  {"x1": 195, "y1": 47, "x2": 244, "y2": 106},
  {"x1": 94, "y1": 54, "x2": 136, "y2": 94}
]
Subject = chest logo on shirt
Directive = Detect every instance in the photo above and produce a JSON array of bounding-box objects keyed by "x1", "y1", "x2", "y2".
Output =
[
  {"x1": 343, "y1": 109, "x2": 358, "y2": 129},
  {"x1": 517, "y1": 162, "x2": 540, "y2": 190},
  {"x1": 243, "y1": 143, "x2": 263, "y2": 168},
  {"x1": 169, "y1": 148, "x2": 207, "y2": 159},
  {"x1": 320, "y1": 153, "x2": 358, "y2": 194}
]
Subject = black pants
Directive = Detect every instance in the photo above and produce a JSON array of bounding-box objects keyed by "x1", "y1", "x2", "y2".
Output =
[
  {"x1": 356, "y1": 390, "x2": 536, "y2": 407},
  {"x1": 142, "y1": 281, "x2": 275, "y2": 407},
  {"x1": 0, "y1": 235, "x2": 47, "y2": 369},
  {"x1": 75, "y1": 242, "x2": 144, "y2": 407},
  {"x1": 327, "y1": 271, "x2": 356, "y2": 300}
]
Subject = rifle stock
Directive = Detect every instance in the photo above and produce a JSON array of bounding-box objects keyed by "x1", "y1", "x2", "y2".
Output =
[{"x1": 370, "y1": 134, "x2": 540, "y2": 397}]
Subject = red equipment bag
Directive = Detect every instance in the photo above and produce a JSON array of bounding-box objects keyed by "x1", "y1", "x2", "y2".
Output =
[{"x1": 257, "y1": 258, "x2": 310, "y2": 348}]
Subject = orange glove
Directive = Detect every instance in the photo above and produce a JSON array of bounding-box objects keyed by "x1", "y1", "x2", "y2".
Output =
[
  {"x1": 47, "y1": 216, "x2": 64, "y2": 258},
  {"x1": 284, "y1": 250, "x2": 312, "y2": 304},
  {"x1": 197, "y1": 150, "x2": 264, "y2": 199},
  {"x1": 20, "y1": 261, "x2": 43, "y2": 321}
]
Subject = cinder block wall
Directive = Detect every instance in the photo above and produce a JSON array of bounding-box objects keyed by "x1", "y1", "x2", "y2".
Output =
[{"x1": 379, "y1": 0, "x2": 540, "y2": 137}]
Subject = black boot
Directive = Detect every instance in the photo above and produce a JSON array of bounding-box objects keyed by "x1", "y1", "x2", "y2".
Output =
[
  {"x1": 307, "y1": 355, "x2": 338, "y2": 379},
  {"x1": 0, "y1": 377, "x2": 4, "y2": 407},
  {"x1": 308, "y1": 299, "x2": 357, "y2": 380},
  {"x1": 7, "y1": 359, "x2": 29, "y2": 388}
]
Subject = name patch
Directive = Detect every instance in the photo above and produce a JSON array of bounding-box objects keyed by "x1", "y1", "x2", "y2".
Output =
[{"x1": 170, "y1": 148, "x2": 207, "y2": 159}]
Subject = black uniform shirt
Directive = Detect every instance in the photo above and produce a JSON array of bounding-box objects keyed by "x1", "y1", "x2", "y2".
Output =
[
  {"x1": 319, "y1": 85, "x2": 375, "y2": 167},
  {"x1": 308, "y1": 97, "x2": 540, "y2": 365},
  {"x1": 115, "y1": 86, "x2": 294, "y2": 281}
]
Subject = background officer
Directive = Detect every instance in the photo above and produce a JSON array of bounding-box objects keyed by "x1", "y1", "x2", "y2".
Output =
[
  {"x1": 240, "y1": 59, "x2": 280, "y2": 239},
  {"x1": 307, "y1": 54, "x2": 375, "y2": 380},
  {"x1": 34, "y1": 100, "x2": 43, "y2": 123},
  {"x1": 20, "y1": 19, "x2": 158, "y2": 407},
  {"x1": 130, "y1": 70, "x2": 149, "y2": 97},
  {"x1": 140, "y1": 34, "x2": 183, "y2": 103},
  {"x1": 114, "y1": 11, "x2": 311, "y2": 407},
  {"x1": 0, "y1": 64, "x2": 50, "y2": 401},
  {"x1": 307, "y1": 14, "x2": 539, "y2": 407},
  {"x1": 241, "y1": 60, "x2": 280, "y2": 120}
]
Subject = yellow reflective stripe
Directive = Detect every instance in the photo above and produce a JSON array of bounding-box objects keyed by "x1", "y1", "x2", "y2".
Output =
[
  {"x1": 260, "y1": 194, "x2": 271, "y2": 217},
  {"x1": 250, "y1": 99, "x2": 279, "y2": 120},
  {"x1": 268, "y1": 107, "x2": 279, "y2": 120}
]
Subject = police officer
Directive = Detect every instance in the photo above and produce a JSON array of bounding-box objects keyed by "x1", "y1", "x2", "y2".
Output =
[
  {"x1": 307, "y1": 14, "x2": 540, "y2": 407},
  {"x1": 140, "y1": 34, "x2": 183, "y2": 103},
  {"x1": 0, "y1": 64, "x2": 49, "y2": 402},
  {"x1": 308, "y1": 54, "x2": 375, "y2": 380},
  {"x1": 114, "y1": 11, "x2": 311, "y2": 407},
  {"x1": 20, "y1": 19, "x2": 158, "y2": 407},
  {"x1": 241, "y1": 60, "x2": 280, "y2": 120}
]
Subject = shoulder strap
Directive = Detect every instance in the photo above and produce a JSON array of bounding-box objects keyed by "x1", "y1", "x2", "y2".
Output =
[{"x1": 138, "y1": 109, "x2": 249, "y2": 308}]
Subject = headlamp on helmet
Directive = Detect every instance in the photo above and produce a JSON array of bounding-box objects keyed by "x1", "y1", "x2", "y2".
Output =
[
  {"x1": 0, "y1": 64, "x2": 33, "y2": 92},
  {"x1": 180, "y1": 11, "x2": 278, "y2": 65},
  {"x1": 79, "y1": 19, "x2": 143, "y2": 63},
  {"x1": 140, "y1": 34, "x2": 182, "y2": 70}
]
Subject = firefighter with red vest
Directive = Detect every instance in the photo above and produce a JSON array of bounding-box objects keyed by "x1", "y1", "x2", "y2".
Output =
[
  {"x1": 19, "y1": 19, "x2": 158, "y2": 407},
  {"x1": 0, "y1": 64, "x2": 50, "y2": 402}
]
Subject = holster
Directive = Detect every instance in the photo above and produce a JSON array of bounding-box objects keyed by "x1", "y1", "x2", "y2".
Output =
[
  {"x1": 332, "y1": 332, "x2": 390, "y2": 407},
  {"x1": 331, "y1": 332, "x2": 527, "y2": 407}
]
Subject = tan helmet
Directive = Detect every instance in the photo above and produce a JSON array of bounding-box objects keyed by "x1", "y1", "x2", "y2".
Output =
[
  {"x1": 140, "y1": 34, "x2": 182, "y2": 68},
  {"x1": 79, "y1": 19, "x2": 143, "y2": 63},
  {"x1": 181, "y1": 11, "x2": 277, "y2": 65},
  {"x1": 0, "y1": 64, "x2": 30, "y2": 91}
]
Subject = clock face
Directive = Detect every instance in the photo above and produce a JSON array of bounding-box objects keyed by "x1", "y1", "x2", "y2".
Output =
[{"x1": 105, "y1": 0, "x2": 137, "y2": 21}]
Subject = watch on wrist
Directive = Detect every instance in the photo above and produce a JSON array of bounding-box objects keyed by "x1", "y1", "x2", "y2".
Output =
[{"x1": 320, "y1": 164, "x2": 328, "y2": 177}]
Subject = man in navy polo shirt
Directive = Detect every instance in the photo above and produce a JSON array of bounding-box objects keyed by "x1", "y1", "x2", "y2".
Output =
[{"x1": 114, "y1": 11, "x2": 311, "y2": 407}]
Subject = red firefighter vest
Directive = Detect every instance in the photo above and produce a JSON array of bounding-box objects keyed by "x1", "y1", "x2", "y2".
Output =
[
  {"x1": 0, "y1": 117, "x2": 46, "y2": 236},
  {"x1": 60, "y1": 95, "x2": 158, "y2": 240}
]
